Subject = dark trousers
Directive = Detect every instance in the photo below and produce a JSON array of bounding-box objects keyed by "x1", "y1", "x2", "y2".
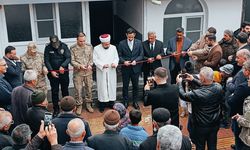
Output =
[
  {"x1": 48, "y1": 73, "x2": 69, "y2": 109},
  {"x1": 170, "y1": 63, "x2": 181, "y2": 84},
  {"x1": 122, "y1": 69, "x2": 140, "y2": 102},
  {"x1": 232, "y1": 120, "x2": 245, "y2": 150},
  {"x1": 193, "y1": 125, "x2": 219, "y2": 150}
]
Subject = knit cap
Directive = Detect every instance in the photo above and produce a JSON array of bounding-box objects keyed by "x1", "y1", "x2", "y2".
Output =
[
  {"x1": 31, "y1": 91, "x2": 46, "y2": 105},
  {"x1": 104, "y1": 110, "x2": 120, "y2": 125}
]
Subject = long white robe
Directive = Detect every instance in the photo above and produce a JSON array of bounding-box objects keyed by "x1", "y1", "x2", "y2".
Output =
[{"x1": 93, "y1": 44, "x2": 119, "y2": 102}]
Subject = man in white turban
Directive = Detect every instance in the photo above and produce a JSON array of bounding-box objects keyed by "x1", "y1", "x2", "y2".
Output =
[{"x1": 93, "y1": 34, "x2": 119, "y2": 112}]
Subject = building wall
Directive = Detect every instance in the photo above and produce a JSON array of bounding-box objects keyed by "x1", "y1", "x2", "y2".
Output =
[
  {"x1": 0, "y1": 2, "x2": 91, "y2": 58},
  {"x1": 144, "y1": 0, "x2": 243, "y2": 43}
]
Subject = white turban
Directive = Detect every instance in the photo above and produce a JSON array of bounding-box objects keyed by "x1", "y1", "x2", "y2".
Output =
[{"x1": 99, "y1": 34, "x2": 111, "y2": 43}]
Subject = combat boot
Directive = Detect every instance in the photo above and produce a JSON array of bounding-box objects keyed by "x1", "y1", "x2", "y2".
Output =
[
  {"x1": 86, "y1": 103, "x2": 94, "y2": 113},
  {"x1": 76, "y1": 105, "x2": 82, "y2": 116}
]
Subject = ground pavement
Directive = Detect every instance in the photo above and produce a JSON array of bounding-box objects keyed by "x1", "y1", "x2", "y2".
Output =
[{"x1": 79, "y1": 102, "x2": 234, "y2": 150}]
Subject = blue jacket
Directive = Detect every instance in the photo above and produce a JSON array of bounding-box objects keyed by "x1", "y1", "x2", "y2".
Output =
[
  {"x1": 63, "y1": 142, "x2": 93, "y2": 150},
  {"x1": 166, "y1": 36, "x2": 192, "y2": 71},
  {"x1": 52, "y1": 113, "x2": 92, "y2": 145},
  {"x1": 0, "y1": 74, "x2": 12, "y2": 108},
  {"x1": 3, "y1": 57, "x2": 22, "y2": 88},
  {"x1": 120, "y1": 125, "x2": 148, "y2": 147}
]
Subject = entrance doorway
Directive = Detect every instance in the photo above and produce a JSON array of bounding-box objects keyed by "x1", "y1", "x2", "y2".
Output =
[{"x1": 89, "y1": 1, "x2": 113, "y2": 47}]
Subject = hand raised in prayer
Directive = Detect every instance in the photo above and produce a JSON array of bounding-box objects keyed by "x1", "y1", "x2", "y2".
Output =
[
  {"x1": 111, "y1": 63, "x2": 117, "y2": 68},
  {"x1": 103, "y1": 64, "x2": 109, "y2": 69}
]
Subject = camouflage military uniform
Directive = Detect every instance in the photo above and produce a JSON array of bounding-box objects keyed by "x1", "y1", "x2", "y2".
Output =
[
  {"x1": 21, "y1": 52, "x2": 48, "y2": 94},
  {"x1": 71, "y1": 43, "x2": 93, "y2": 113}
]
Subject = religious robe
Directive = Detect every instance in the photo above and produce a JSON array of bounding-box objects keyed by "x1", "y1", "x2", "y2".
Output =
[{"x1": 93, "y1": 44, "x2": 119, "y2": 102}]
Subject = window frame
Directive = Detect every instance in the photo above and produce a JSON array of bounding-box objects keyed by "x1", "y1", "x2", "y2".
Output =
[
  {"x1": 163, "y1": 12, "x2": 205, "y2": 43},
  {"x1": 33, "y1": 3, "x2": 57, "y2": 41},
  {"x1": 2, "y1": 2, "x2": 90, "y2": 45}
]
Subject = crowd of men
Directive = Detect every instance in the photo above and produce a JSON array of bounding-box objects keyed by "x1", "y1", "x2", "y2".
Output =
[{"x1": 1, "y1": 21, "x2": 250, "y2": 150}]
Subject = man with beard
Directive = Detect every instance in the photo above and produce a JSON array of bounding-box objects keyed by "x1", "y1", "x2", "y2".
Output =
[
  {"x1": 167, "y1": 27, "x2": 192, "y2": 83},
  {"x1": 219, "y1": 30, "x2": 238, "y2": 64},
  {"x1": 203, "y1": 34, "x2": 222, "y2": 70},
  {"x1": 93, "y1": 34, "x2": 119, "y2": 112},
  {"x1": 3, "y1": 46, "x2": 22, "y2": 88}
]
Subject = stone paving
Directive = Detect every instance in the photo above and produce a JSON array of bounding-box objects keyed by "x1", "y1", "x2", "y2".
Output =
[{"x1": 80, "y1": 102, "x2": 234, "y2": 150}]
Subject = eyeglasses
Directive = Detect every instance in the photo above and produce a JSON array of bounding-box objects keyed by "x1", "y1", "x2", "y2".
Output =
[
  {"x1": 0, "y1": 64, "x2": 7, "y2": 66},
  {"x1": 9, "y1": 120, "x2": 14, "y2": 125}
]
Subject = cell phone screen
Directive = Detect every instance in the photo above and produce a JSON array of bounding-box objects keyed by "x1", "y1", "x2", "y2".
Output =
[{"x1": 44, "y1": 112, "x2": 53, "y2": 126}]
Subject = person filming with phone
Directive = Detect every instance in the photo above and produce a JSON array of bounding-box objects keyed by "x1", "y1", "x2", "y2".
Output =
[
  {"x1": 144, "y1": 67, "x2": 179, "y2": 128},
  {"x1": 176, "y1": 66, "x2": 223, "y2": 150}
]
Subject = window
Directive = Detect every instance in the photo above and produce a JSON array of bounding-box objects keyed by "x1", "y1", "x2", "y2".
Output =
[
  {"x1": 59, "y1": 2, "x2": 83, "y2": 38},
  {"x1": 163, "y1": 0, "x2": 205, "y2": 46},
  {"x1": 34, "y1": 3, "x2": 56, "y2": 38},
  {"x1": 243, "y1": 0, "x2": 250, "y2": 22},
  {"x1": 4, "y1": 5, "x2": 32, "y2": 42}
]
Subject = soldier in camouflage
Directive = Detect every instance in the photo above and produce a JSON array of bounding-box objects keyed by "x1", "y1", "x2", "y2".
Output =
[
  {"x1": 71, "y1": 32, "x2": 94, "y2": 114},
  {"x1": 21, "y1": 42, "x2": 48, "y2": 95}
]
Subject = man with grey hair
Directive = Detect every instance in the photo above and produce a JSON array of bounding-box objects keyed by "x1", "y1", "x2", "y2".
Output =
[
  {"x1": 176, "y1": 66, "x2": 223, "y2": 150},
  {"x1": 61, "y1": 118, "x2": 93, "y2": 149},
  {"x1": 0, "y1": 110, "x2": 14, "y2": 149},
  {"x1": 142, "y1": 31, "x2": 164, "y2": 93},
  {"x1": 229, "y1": 60, "x2": 250, "y2": 150},
  {"x1": 0, "y1": 58, "x2": 12, "y2": 109},
  {"x1": 227, "y1": 49, "x2": 250, "y2": 94},
  {"x1": 3, "y1": 124, "x2": 32, "y2": 150},
  {"x1": 219, "y1": 29, "x2": 238, "y2": 64},
  {"x1": 11, "y1": 70, "x2": 37, "y2": 127},
  {"x1": 156, "y1": 125, "x2": 182, "y2": 150},
  {"x1": 87, "y1": 110, "x2": 133, "y2": 150}
]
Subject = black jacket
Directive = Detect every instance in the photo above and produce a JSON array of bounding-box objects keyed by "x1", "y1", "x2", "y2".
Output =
[
  {"x1": 179, "y1": 81, "x2": 223, "y2": 127},
  {"x1": 139, "y1": 133, "x2": 191, "y2": 150},
  {"x1": 228, "y1": 82, "x2": 250, "y2": 116},
  {"x1": 142, "y1": 40, "x2": 164, "y2": 72},
  {"x1": 44, "y1": 41, "x2": 71, "y2": 71},
  {"x1": 118, "y1": 39, "x2": 144, "y2": 74},
  {"x1": 52, "y1": 113, "x2": 92, "y2": 145},
  {"x1": 87, "y1": 130, "x2": 133, "y2": 150},
  {"x1": 26, "y1": 106, "x2": 49, "y2": 137},
  {"x1": 0, "y1": 131, "x2": 13, "y2": 150},
  {"x1": 144, "y1": 83, "x2": 179, "y2": 127}
]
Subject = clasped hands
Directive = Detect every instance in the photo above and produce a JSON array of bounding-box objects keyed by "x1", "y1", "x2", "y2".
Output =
[{"x1": 103, "y1": 63, "x2": 117, "y2": 69}]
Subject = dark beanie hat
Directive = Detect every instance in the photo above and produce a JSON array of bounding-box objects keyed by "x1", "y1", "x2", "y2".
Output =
[
  {"x1": 60, "y1": 96, "x2": 76, "y2": 111},
  {"x1": 31, "y1": 91, "x2": 46, "y2": 105},
  {"x1": 152, "y1": 108, "x2": 170, "y2": 123},
  {"x1": 104, "y1": 110, "x2": 120, "y2": 125}
]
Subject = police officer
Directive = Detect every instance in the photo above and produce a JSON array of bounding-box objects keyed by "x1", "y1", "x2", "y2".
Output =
[
  {"x1": 44, "y1": 35, "x2": 71, "y2": 117},
  {"x1": 71, "y1": 32, "x2": 94, "y2": 114}
]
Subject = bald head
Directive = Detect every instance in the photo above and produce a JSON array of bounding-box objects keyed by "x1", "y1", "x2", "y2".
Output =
[
  {"x1": 0, "y1": 111, "x2": 13, "y2": 131},
  {"x1": 67, "y1": 118, "x2": 85, "y2": 138},
  {"x1": 0, "y1": 58, "x2": 7, "y2": 74}
]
